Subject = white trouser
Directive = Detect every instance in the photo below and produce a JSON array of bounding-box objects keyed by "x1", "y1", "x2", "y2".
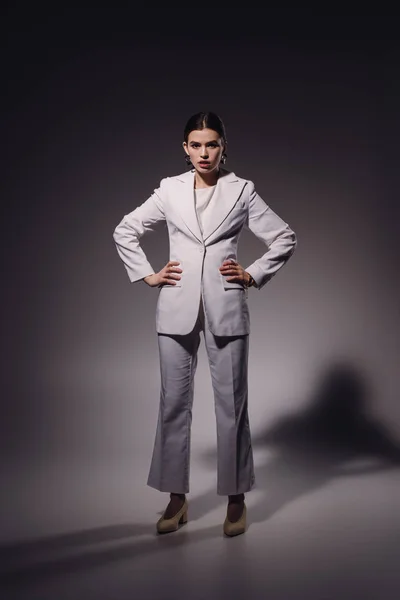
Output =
[{"x1": 147, "y1": 294, "x2": 255, "y2": 495}]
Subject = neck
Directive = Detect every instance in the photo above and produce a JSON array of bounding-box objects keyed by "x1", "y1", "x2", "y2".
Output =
[{"x1": 194, "y1": 167, "x2": 220, "y2": 188}]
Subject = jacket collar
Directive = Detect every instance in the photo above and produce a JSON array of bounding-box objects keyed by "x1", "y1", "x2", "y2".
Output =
[
  {"x1": 174, "y1": 167, "x2": 238, "y2": 185},
  {"x1": 172, "y1": 168, "x2": 245, "y2": 243}
]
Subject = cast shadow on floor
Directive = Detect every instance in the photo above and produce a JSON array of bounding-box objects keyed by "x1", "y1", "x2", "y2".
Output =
[{"x1": 1, "y1": 360, "x2": 399, "y2": 589}]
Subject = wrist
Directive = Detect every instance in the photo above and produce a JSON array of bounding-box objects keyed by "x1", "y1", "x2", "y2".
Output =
[{"x1": 245, "y1": 272, "x2": 255, "y2": 287}]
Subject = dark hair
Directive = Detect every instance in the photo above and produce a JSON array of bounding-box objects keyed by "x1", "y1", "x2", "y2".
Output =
[{"x1": 183, "y1": 111, "x2": 227, "y2": 145}]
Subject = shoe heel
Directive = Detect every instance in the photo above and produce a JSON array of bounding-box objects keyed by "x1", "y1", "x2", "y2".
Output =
[{"x1": 179, "y1": 510, "x2": 188, "y2": 524}]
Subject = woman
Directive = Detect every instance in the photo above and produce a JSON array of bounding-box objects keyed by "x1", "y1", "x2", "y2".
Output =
[{"x1": 113, "y1": 112, "x2": 297, "y2": 536}]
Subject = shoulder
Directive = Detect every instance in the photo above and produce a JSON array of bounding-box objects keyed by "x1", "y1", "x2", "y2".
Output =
[
  {"x1": 153, "y1": 171, "x2": 192, "y2": 193},
  {"x1": 162, "y1": 170, "x2": 193, "y2": 185},
  {"x1": 219, "y1": 168, "x2": 254, "y2": 190},
  {"x1": 152, "y1": 172, "x2": 191, "y2": 201}
]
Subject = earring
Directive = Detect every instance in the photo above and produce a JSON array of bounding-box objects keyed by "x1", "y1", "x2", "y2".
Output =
[
  {"x1": 185, "y1": 155, "x2": 192, "y2": 165},
  {"x1": 221, "y1": 153, "x2": 227, "y2": 165}
]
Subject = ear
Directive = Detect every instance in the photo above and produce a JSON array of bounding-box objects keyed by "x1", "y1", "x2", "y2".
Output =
[{"x1": 182, "y1": 141, "x2": 189, "y2": 155}]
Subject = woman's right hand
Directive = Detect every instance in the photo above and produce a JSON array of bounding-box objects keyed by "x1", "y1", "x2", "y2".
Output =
[{"x1": 143, "y1": 261, "x2": 182, "y2": 287}]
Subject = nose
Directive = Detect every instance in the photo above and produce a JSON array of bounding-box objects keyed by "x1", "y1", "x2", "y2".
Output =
[{"x1": 200, "y1": 147, "x2": 209, "y2": 158}]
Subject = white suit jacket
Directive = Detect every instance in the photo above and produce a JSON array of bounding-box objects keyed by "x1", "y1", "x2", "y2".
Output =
[{"x1": 113, "y1": 167, "x2": 297, "y2": 336}]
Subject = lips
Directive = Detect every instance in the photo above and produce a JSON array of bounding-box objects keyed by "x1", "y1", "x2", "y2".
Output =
[{"x1": 199, "y1": 162, "x2": 210, "y2": 166}]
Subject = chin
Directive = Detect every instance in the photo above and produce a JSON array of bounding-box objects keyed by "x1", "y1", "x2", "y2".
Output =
[{"x1": 198, "y1": 164, "x2": 218, "y2": 172}]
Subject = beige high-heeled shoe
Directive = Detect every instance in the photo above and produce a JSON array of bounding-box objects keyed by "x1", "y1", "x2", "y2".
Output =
[
  {"x1": 223, "y1": 502, "x2": 247, "y2": 536},
  {"x1": 156, "y1": 498, "x2": 189, "y2": 534}
]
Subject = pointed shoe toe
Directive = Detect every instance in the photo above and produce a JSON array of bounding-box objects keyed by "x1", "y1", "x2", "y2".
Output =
[
  {"x1": 156, "y1": 499, "x2": 188, "y2": 534},
  {"x1": 223, "y1": 503, "x2": 247, "y2": 537}
]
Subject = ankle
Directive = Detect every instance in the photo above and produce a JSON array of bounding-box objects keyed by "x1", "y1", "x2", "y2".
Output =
[
  {"x1": 228, "y1": 493, "x2": 244, "y2": 504},
  {"x1": 170, "y1": 492, "x2": 186, "y2": 500}
]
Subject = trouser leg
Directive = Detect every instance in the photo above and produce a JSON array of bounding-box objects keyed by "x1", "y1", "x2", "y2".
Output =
[
  {"x1": 147, "y1": 303, "x2": 203, "y2": 493},
  {"x1": 203, "y1": 324, "x2": 255, "y2": 495}
]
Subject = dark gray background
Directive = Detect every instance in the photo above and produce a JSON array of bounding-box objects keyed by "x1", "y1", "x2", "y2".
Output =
[{"x1": 1, "y1": 10, "x2": 399, "y2": 600}]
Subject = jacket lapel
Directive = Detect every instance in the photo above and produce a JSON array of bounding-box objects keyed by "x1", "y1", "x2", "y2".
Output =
[
  {"x1": 202, "y1": 169, "x2": 246, "y2": 241},
  {"x1": 173, "y1": 168, "x2": 245, "y2": 244},
  {"x1": 174, "y1": 170, "x2": 202, "y2": 243}
]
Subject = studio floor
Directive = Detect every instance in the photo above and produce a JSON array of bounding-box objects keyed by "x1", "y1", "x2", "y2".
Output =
[{"x1": 0, "y1": 450, "x2": 399, "y2": 600}]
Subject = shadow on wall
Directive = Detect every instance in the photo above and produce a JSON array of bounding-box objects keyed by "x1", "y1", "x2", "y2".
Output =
[
  {"x1": 252, "y1": 360, "x2": 400, "y2": 466},
  {"x1": 190, "y1": 360, "x2": 400, "y2": 522},
  {"x1": 247, "y1": 361, "x2": 400, "y2": 523}
]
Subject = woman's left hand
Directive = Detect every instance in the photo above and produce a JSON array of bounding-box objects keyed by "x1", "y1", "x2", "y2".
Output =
[{"x1": 219, "y1": 260, "x2": 251, "y2": 285}]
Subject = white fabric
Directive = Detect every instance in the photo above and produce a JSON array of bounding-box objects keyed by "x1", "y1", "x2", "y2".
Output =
[
  {"x1": 113, "y1": 168, "x2": 297, "y2": 336},
  {"x1": 147, "y1": 294, "x2": 255, "y2": 495},
  {"x1": 194, "y1": 184, "x2": 216, "y2": 236}
]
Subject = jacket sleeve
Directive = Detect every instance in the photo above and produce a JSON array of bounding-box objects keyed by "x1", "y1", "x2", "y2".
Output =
[
  {"x1": 113, "y1": 178, "x2": 167, "y2": 283},
  {"x1": 244, "y1": 180, "x2": 297, "y2": 290}
]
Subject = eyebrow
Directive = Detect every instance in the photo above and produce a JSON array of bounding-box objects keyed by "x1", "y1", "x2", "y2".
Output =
[{"x1": 189, "y1": 140, "x2": 219, "y2": 145}]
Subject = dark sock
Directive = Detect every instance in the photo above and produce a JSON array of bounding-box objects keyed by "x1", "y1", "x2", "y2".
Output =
[
  {"x1": 163, "y1": 493, "x2": 186, "y2": 519},
  {"x1": 227, "y1": 494, "x2": 245, "y2": 522}
]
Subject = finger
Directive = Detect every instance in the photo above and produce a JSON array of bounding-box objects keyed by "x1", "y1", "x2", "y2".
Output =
[
  {"x1": 168, "y1": 260, "x2": 181, "y2": 266},
  {"x1": 167, "y1": 269, "x2": 182, "y2": 278},
  {"x1": 221, "y1": 259, "x2": 237, "y2": 266}
]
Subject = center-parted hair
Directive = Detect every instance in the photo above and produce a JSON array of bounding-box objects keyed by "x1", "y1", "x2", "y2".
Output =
[{"x1": 183, "y1": 112, "x2": 227, "y2": 145}]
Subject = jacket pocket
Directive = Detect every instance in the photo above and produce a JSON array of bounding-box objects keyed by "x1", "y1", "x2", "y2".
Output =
[
  {"x1": 159, "y1": 281, "x2": 182, "y2": 288},
  {"x1": 220, "y1": 273, "x2": 244, "y2": 290}
]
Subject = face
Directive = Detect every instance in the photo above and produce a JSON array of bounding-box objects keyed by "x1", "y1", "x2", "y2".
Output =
[{"x1": 183, "y1": 128, "x2": 225, "y2": 174}]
